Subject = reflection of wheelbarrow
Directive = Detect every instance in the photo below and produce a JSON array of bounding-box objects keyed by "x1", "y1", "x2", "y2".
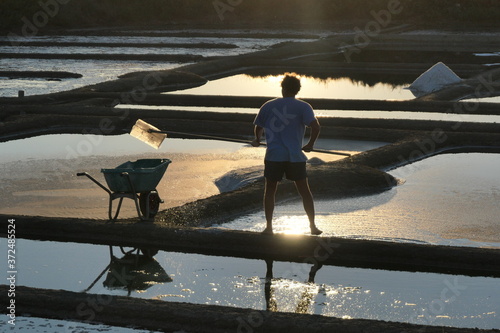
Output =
[
  {"x1": 83, "y1": 246, "x2": 172, "y2": 296},
  {"x1": 103, "y1": 247, "x2": 172, "y2": 295},
  {"x1": 77, "y1": 159, "x2": 171, "y2": 221}
]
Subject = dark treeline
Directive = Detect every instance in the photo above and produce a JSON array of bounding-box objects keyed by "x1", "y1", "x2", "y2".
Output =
[{"x1": 2, "y1": 0, "x2": 500, "y2": 33}]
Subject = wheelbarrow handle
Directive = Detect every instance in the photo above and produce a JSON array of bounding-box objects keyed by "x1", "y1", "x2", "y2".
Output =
[
  {"x1": 120, "y1": 172, "x2": 139, "y2": 194},
  {"x1": 77, "y1": 172, "x2": 112, "y2": 194}
]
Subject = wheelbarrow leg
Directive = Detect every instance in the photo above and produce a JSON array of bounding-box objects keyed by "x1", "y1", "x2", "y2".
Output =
[
  {"x1": 121, "y1": 172, "x2": 150, "y2": 222},
  {"x1": 78, "y1": 172, "x2": 121, "y2": 221},
  {"x1": 109, "y1": 195, "x2": 125, "y2": 221}
]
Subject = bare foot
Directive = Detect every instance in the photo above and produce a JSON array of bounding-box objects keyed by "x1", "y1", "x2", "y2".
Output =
[
  {"x1": 262, "y1": 227, "x2": 274, "y2": 234},
  {"x1": 310, "y1": 227, "x2": 323, "y2": 235}
]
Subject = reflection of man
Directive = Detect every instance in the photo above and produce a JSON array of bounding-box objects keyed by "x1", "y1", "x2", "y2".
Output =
[
  {"x1": 264, "y1": 259, "x2": 323, "y2": 313},
  {"x1": 252, "y1": 73, "x2": 322, "y2": 235}
]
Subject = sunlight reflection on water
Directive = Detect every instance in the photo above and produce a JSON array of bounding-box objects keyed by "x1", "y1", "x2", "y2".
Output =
[
  {"x1": 4, "y1": 239, "x2": 498, "y2": 330},
  {"x1": 221, "y1": 153, "x2": 500, "y2": 248},
  {"x1": 168, "y1": 74, "x2": 415, "y2": 100},
  {"x1": 111, "y1": 74, "x2": 500, "y2": 122}
]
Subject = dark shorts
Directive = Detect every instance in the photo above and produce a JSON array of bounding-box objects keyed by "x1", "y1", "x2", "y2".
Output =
[{"x1": 264, "y1": 160, "x2": 307, "y2": 181}]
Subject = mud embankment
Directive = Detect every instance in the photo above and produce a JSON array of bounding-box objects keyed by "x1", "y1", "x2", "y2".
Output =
[
  {"x1": 2, "y1": 213, "x2": 498, "y2": 277},
  {"x1": 0, "y1": 71, "x2": 82, "y2": 79},
  {"x1": 0, "y1": 52, "x2": 205, "y2": 62}
]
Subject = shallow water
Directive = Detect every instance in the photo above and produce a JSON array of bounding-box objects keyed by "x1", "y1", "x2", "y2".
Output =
[
  {"x1": 115, "y1": 73, "x2": 500, "y2": 123},
  {"x1": 0, "y1": 316, "x2": 162, "y2": 333},
  {"x1": 0, "y1": 134, "x2": 260, "y2": 218},
  {"x1": 464, "y1": 96, "x2": 500, "y2": 103},
  {"x1": 221, "y1": 153, "x2": 500, "y2": 248},
  {"x1": 166, "y1": 74, "x2": 415, "y2": 100},
  {"x1": 2, "y1": 30, "x2": 311, "y2": 54},
  {"x1": 0, "y1": 32, "x2": 314, "y2": 97},
  {"x1": 1, "y1": 238, "x2": 498, "y2": 330},
  {"x1": 0, "y1": 133, "x2": 363, "y2": 219},
  {"x1": 0, "y1": 58, "x2": 178, "y2": 97}
]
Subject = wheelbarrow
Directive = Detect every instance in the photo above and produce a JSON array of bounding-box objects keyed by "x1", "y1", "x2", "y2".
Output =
[{"x1": 77, "y1": 158, "x2": 171, "y2": 221}]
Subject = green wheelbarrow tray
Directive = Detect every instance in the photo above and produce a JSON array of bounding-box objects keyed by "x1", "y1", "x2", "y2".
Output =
[
  {"x1": 77, "y1": 159, "x2": 171, "y2": 221},
  {"x1": 102, "y1": 159, "x2": 171, "y2": 193}
]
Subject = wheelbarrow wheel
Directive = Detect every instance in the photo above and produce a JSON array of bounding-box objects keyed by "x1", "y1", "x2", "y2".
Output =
[{"x1": 139, "y1": 191, "x2": 161, "y2": 219}]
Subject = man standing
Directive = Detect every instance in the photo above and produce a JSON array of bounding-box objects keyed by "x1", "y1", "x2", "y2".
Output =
[{"x1": 251, "y1": 73, "x2": 322, "y2": 235}]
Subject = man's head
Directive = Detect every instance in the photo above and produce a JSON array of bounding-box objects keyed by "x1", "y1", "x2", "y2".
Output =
[{"x1": 281, "y1": 73, "x2": 301, "y2": 97}]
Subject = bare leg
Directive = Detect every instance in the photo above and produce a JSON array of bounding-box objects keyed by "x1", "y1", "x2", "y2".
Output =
[
  {"x1": 263, "y1": 178, "x2": 278, "y2": 234},
  {"x1": 295, "y1": 178, "x2": 322, "y2": 235}
]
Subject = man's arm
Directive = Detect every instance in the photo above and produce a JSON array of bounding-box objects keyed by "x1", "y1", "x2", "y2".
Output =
[
  {"x1": 251, "y1": 125, "x2": 264, "y2": 147},
  {"x1": 302, "y1": 118, "x2": 320, "y2": 152}
]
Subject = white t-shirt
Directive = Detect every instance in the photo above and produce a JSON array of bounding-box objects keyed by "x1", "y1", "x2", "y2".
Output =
[{"x1": 254, "y1": 97, "x2": 316, "y2": 162}]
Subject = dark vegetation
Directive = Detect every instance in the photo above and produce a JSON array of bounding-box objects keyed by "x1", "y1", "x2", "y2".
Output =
[{"x1": 2, "y1": 0, "x2": 500, "y2": 33}]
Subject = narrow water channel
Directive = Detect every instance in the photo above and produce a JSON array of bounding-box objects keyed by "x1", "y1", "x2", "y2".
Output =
[{"x1": 2, "y1": 239, "x2": 498, "y2": 330}]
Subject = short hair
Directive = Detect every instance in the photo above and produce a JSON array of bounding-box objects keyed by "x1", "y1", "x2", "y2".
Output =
[{"x1": 281, "y1": 73, "x2": 301, "y2": 95}]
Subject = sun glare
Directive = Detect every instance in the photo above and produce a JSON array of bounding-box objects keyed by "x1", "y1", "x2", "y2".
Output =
[
  {"x1": 274, "y1": 215, "x2": 310, "y2": 235},
  {"x1": 263, "y1": 74, "x2": 285, "y2": 84}
]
